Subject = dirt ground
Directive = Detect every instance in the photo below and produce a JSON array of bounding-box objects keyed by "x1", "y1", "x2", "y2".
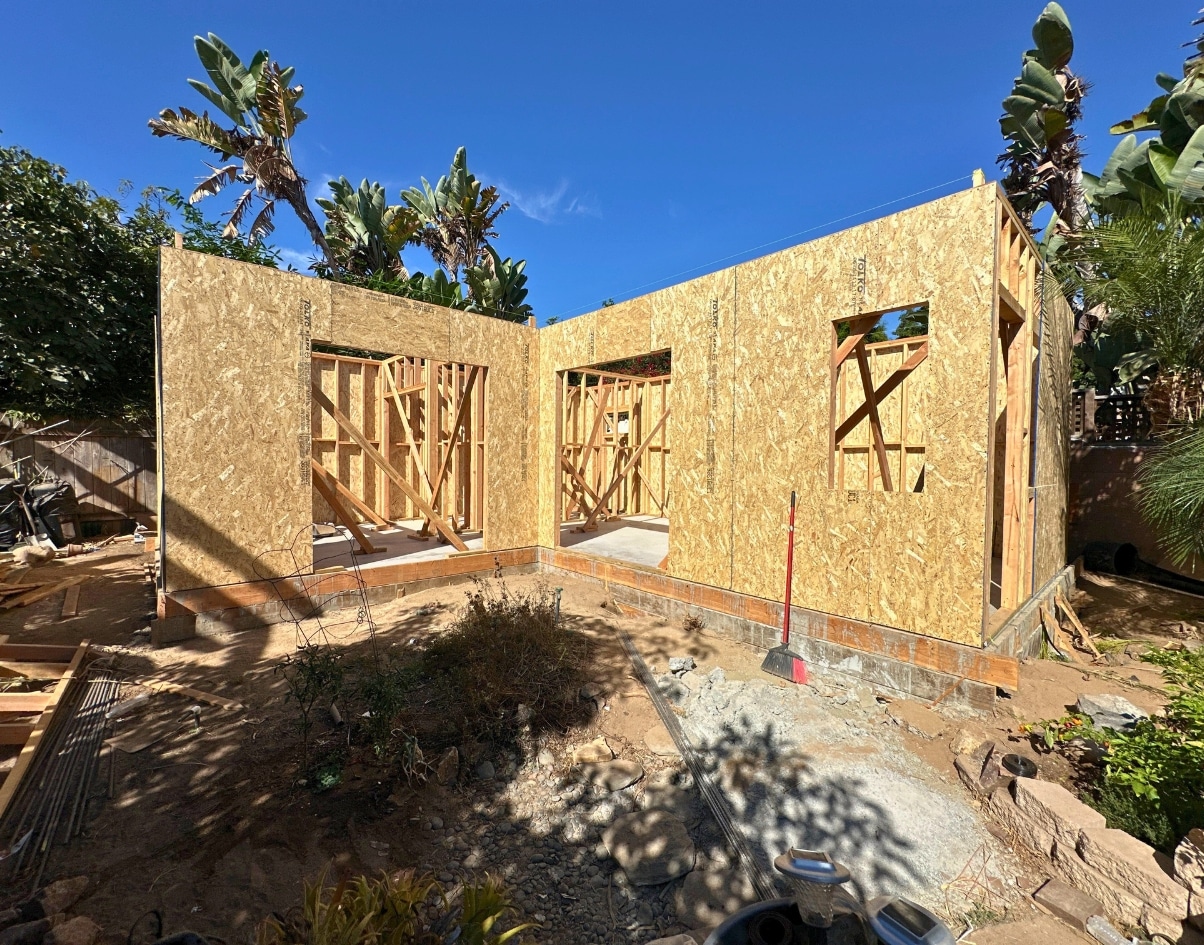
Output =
[{"x1": 0, "y1": 548, "x2": 1189, "y2": 944}]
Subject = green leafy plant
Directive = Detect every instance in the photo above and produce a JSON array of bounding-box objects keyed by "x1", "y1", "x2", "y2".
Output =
[
  {"x1": 276, "y1": 645, "x2": 345, "y2": 773},
  {"x1": 256, "y1": 868, "x2": 534, "y2": 945},
  {"x1": 1138, "y1": 422, "x2": 1204, "y2": 567}
]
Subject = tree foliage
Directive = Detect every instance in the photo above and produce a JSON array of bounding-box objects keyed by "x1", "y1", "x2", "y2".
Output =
[
  {"x1": 316, "y1": 177, "x2": 417, "y2": 281},
  {"x1": 0, "y1": 145, "x2": 166, "y2": 422},
  {"x1": 997, "y1": 2, "x2": 1088, "y2": 249},
  {"x1": 149, "y1": 34, "x2": 333, "y2": 265}
]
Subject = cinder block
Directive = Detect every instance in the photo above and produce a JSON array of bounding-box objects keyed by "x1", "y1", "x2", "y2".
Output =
[
  {"x1": 1078, "y1": 827, "x2": 1191, "y2": 919},
  {"x1": 1033, "y1": 877, "x2": 1103, "y2": 931},
  {"x1": 989, "y1": 786, "x2": 1055, "y2": 857},
  {"x1": 150, "y1": 614, "x2": 196, "y2": 646},
  {"x1": 1052, "y1": 841, "x2": 1144, "y2": 928},
  {"x1": 1012, "y1": 778, "x2": 1106, "y2": 850}
]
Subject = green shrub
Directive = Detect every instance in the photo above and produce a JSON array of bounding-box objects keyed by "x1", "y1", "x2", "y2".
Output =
[
  {"x1": 419, "y1": 581, "x2": 590, "y2": 747},
  {"x1": 256, "y1": 868, "x2": 534, "y2": 945},
  {"x1": 1089, "y1": 780, "x2": 1177, "y2": 852}
]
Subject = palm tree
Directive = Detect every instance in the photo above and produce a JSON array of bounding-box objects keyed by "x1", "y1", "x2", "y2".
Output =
[
  {"x1": 401, "y1": 148, "x2": 507, "y2": 280},
  {"x1": 997, "y1": 3, "x2": 1088, "y2": 245},
  {"x1": 316, "y1": 178, "x2": 419, "y2": 280},
  {"x1": 149, "y1": 34, "x2": 333, "y2": 267},
  {"x1": 1064, "y1": 197, "x2": 1204, "y2": 430}
]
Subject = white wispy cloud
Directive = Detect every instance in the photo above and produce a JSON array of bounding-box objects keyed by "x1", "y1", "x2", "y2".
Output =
[
  {"x1": 494, "y1": 179, "x2": 599, "y2": 224},
  {"x1": 278, "y1": 247, "x2": 318, "y2": 272}
]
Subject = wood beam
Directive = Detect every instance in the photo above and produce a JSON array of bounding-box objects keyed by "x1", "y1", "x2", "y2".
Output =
[
  {"x1": 311, "y1": 384, "x2": 468, "y2": 551},
  {"x1": 581, "y1": 408, "x2": 671, "y2": 531},
  {"x1": 311, "y1": 461, "x2": 382, "y2": 555},
  {"x1": 561, "y1": 456, "x2": 603, "y2": 511},
  {"x1": 834, "y1": 342, "x2": 929, "y2": 443},
  {"x1": 0, "y1": 723, "x2": 34, "y2": 745},
  {"x1": 421, "y1": 366, "x2": 481, "y2": 534},
  {"x1": 312, "y1": 459, "x2": 390, "y2": 527},
  {"x1": 833, "y1": 314, "x2": 883, "y2": 367},
  {"x1": 854, "y1": 343, "x2": 894, "y2": 492},
  {"x1": 577, "y1": 381, "x2": 612, "y2": 482},
  {"x1": 383, "y1": 365, "x2": 435, "y2": 504}
]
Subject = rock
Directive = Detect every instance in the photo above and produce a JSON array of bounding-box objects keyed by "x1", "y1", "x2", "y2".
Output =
[
  {"x1": 602, "y1": 810, "x2": 696, "y2": 886},
  {"x1": 1077, "y1": 827, "x2": 1191, "y2": 918},
  {"x1": 43, "y1": 918, "x2": 101, "y2": 945},
  {"x1": 708, "y1": 667, "x2": 726, "y2": 686},
  {"x1": 658, "y1": 678, "x2": 690, "y2": 707},
  {"x1": 0, "y1": 917, "x2": 58, "y2": 945},
  {"x1": 436, "y1": 747, "x2": 459, "y2": 784},
  {"x1": 674, "y1": 869, "x2": 759, "y2": 928},
  {"x1": 629, "y1": 901, "x2": 655, "y2": 928},
  {"x1": 951, "y1": 726, "x2": 990, "y2": 757},
  {"x1": 644, "y1": 724, "x2": 680, "y2": 757},
  {"x1": 1075, "y1": 694, "x2": 1148, "y2": 733},
  {"x1": 680, "y1": 671, "x2": 707, "y2": 691},
  {"x1": 954, "y1": 741, "x2": 1004, "y2": 796},
  {"x1": 1174, "y1": 828, "x2": 1204, "y2": 896},
  {"x1": 646, "y1": 937, "x2": 696, "y2": 945},
  {"x1": 669, "y1": 657, "x2": 695, "y2": 674},
  {"x1": 987, "y1": 786, "x2": 1054, "y2": 857},
  {"x1": 1033, "y1": 878, "x2": 1103, "y2": 933},
  {"x1": 577, "y1": 759, "x2": 644, "y2": 792},
  {"x1": 885, "y1": 701, "x2": 946, "y2": 739},
  {"x1": 571, "y1": 737, "x2": 614, "y2": 764},
  {"x1": 30, "y1": 878, "x2": 89, "y2": 919},
  {"x1": 536, "y1": 748, "x2": 555, "y2": 768},
  {"x1": 1052, "y1": 842, "x2": 1144, "y2": 929},
  {"x1": 1012, "y1": 777, "x2": 1105, "y2": 851},
  {"x1": 430, "y1": 816, "x2": 444, "y2": 830},
  {"x1": 475, "y1": 760, "x2": 495, "y2": 780},
  {"x1": 12, "y1": 545, "x2": 54, "y2": 567}
]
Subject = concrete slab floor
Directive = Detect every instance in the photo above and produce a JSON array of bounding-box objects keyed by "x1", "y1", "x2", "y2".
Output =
[
  {"x1": 559, "y1": 515, "x2": 668, "y2": 567},
  {"x1": 312, "y1": 520, "x2": 483, "y2": 571}
]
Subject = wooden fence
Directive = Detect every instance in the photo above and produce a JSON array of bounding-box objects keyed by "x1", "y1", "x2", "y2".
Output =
[{"x1": 0, "y1": 420, "x2": 156, "y2": 532}]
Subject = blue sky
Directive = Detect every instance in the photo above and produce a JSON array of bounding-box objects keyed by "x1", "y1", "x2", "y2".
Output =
[{"x1": 1, "y1": 2, "x2": 1195, "y2": 324}]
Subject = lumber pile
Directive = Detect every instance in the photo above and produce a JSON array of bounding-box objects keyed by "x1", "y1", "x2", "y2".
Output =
[{"x1": 1040, "y1": 592, "x2": 1102, "y2": 662}]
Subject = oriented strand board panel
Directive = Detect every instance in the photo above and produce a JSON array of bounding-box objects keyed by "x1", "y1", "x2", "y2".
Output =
[
  {"x1": 159, "y1": 250, "x2": 327, "y2": 589},
  {"x1": 1031, "y1": 279, "x2": 1074, "y2": 588},
  {"x1": 328, "y1": 282, "x2": 452, "y2": 361},
  {"x1": 450, "y1": 312, "x2": 540, "y2": 550},
  {"x1": 538, "y1": 185, "x2": 1000, "y2": 644}
]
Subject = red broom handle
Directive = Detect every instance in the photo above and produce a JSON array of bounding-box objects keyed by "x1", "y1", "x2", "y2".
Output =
[{"x1": 782, "y1": 490, "x2": 796, "y2": 646}]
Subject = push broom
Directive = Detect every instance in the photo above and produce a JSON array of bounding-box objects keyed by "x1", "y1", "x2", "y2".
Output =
[{"x1": 761, "y1": 490, "x2": 807, "y2": 684}]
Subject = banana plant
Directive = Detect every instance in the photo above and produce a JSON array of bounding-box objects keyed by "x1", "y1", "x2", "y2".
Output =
[
  {"x1": 1086, "y1": 12, "x2": 1204, "y2": 211},
  {"x1": 402, "y1": 147, "x2": 507, "y2": 279},
  {"x1": 316, "y1": 177, "x2": 419, "y2": 279},
  {"x1": 997, "y1": 3, "x2": 1088, "y2": 239},
  {"x1": 149, "y1": 34, "x2": 333, "y2": 266},
  {"x1": 464, "y1": 247, "x2": 534, "y2": 324}
]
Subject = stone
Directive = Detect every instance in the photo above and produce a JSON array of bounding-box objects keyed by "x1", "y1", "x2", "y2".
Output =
[
  {"x1": 951, "y1": 726, "x2": 991, "y2": 757},
  {"x1": 658, "y1": 678, "x2": 690, "y2": 707},
  {"x1": 1012, "y1": 778, "x2": 1105, "y2": 851},
  {"x1": 644, "y1": 724, "x2": 680, "y2": 757},
  {"x1": 602, "y1": 810, "x2": 696, "y2": 886},
  {"x1": 680, "y1": 671, "x2": 707, "y2": 691},
  {"x1": 708, "y1": 667, "x2": 726, "y2": 686},
  {"x1": 1077, "y1": 827, "x2": 1191, "y2": 918},
  {"x1": 1175, "y1": 828, "x2": 1204, "y2": 895},
  {"x1": 436, "y1": 747, "x2": 459, "y2": 784},
  {"x1": 886, "y1": 700, "x2": 946, "y2": 739},
  {"x1": 1075, "y1": 694, "x2": 1148, "y2": 733},
  {"x1": 43, "y1": 918, "x2": 101, "y2": 945},
  {"x1": 674, "y1": 869, "x2": 759, "y2": 928},
  {"x1": 1052, "y1": 841, "x2": 1144, "y2": 929},
  {"x1": 1141, "y1": 907, "x2": 1190, "y2": 943},
  {"x1": 1033, "y1": 878, "x2": 1103, "y2": 932},
  {"x1": 475, "y1": 760, "x2": 495, "y2": 780},
  {"x1": 646, "y1": 937, "x2": 696, "y2": 945},
  {"x1": 571, "y1": 737, "x2": 614, "y2": 764},
  {"x1": 536, "y1": 748, "x2": 555, "y2": 768},
  {"x1": 988, "y1": 786, "x2": 1055, "y2": 857},
  {"x1": 29, "y1": 878, "x2": 89, "y2": 919},
  {"x1": 955, "y1": 743, "x2": 1003, "y2": 797},
  {"x1": 0, "y1": 919, "x2": 56, "y2": 945},
  {"x1": 669, "y1": 656, "x2": 696, "y2": 674},
  {"x1": 577, "y1": 759, "x2": 645, "y2": 792}
]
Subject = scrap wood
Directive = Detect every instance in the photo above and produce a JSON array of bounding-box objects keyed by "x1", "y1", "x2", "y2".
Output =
[
  {"x1": 1040, "y1": 602, "x2": 1080, "y2": 663},
  {"x1": 0, "y1": 575, "x2": 88, "y2": 610},
  {"x1": 1054, "y1": 591, "x2": 1101, "y2": 659},
  {"x1": 60, "y1": 584, "x2": 80, "y2": 619},
  {"x1": 136, "y1": 679, "x2": 243, "y2": 711}
]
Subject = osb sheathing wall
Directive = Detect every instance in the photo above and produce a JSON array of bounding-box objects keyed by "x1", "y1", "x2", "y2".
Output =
[
  {"x1": 538, "y1": 185, "x2": 1008, "y2": 645},
  {"x1": 159, "y1": 250, "x2": 539, "y2": 592},
  {"x1": 1031, "y1": 282, "x2": 1073, "y2": 590}
]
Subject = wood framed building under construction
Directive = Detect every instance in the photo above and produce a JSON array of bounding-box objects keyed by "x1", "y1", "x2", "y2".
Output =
[{"x1": 154, "y1": 182, "x2": 1073, "y2": 704}]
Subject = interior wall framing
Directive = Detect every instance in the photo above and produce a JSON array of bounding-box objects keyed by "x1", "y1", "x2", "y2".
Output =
[{"x1": 159, "y1": 183, "x2": 1072, "y2": 650}]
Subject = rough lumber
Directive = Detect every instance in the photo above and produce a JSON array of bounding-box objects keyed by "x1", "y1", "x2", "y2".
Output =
[
  {"x1": 0, "y1": 723, "x2": 34, "y2": 745},
  {"x1": 0, "y1": 661, "x2": 69, "y2": 680},
  {"x1": 421, "y1": 365, "x2": 480, "y2": 533},
  {"x1": 311, "y1": 384, "x2": 468, "y2": 551},
  {"x1": 312, "y1": 459, "x2": 389, "y2": 527},
  {"x1": 834, "y1": 343, "x2": 930, "y2": 443},
  {"x1": 852, "y1": 343, "x2": 894, "y2": 491},
  {"x1": 60, "y1": 584, "x2": 81, "y2": 619},
  {"x1": 0, "y1": 639, "x2": 88, "y2": 821},
  {"x1": 1055, "y1": 591, "x2": 1101, "y2": 658},
  {"x1": 0, "y1": 576, "x2": 88, "y2": 611},
  {"x1": 310, "y1": 461, "x2": 381, "y2": 555},
  {"x1": 581, "y1": 409, "x2": 672, "y2": 530},
  {"x1": 137, "y1": 679, "x2": 244, "y2": 711},
  {"x1": 381, "y1": 362, "x2": 435, "y2": 501}
]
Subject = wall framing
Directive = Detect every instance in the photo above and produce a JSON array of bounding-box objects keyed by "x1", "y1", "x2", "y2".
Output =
[{"x1": 158, "y1": 183, "x2": 1071, "y2": 656}]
